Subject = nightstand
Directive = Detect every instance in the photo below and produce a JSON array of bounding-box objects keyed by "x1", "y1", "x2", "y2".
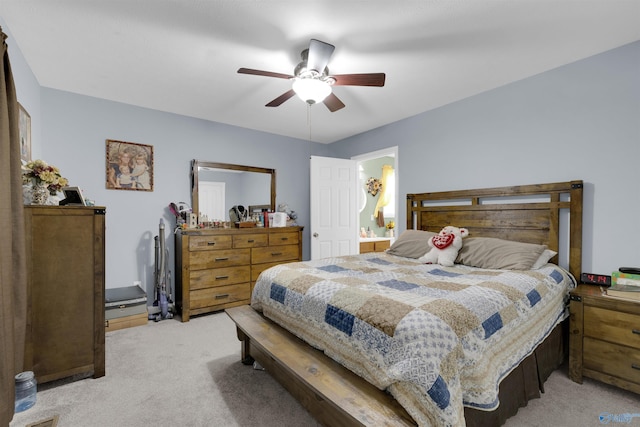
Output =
[{"x1": 569, "y1": 284, "x2": 640, "y2": 394}]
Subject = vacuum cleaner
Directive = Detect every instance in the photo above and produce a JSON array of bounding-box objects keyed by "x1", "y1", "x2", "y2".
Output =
[{"x1": 150, "y1": 219, "x2": 174, "y2": 321}]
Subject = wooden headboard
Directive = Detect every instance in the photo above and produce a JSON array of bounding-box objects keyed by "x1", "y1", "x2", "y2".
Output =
[{"x1": 406, "y1": 180, "x2": 583, "y2": 279}]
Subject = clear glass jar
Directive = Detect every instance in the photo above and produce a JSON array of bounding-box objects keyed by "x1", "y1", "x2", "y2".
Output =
[{"x1": 15, "y1": 371, "x2": 37, "y2": 412}]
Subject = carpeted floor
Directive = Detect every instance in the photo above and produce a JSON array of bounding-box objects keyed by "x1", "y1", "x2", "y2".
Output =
[{"x1": 9, "y1": 312, "x2": 640, "y2": 427}]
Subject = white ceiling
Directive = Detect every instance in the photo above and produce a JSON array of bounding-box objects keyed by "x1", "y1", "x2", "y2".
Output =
[{"x1": 2, "y1": 1, "x2": 639, "y2": 144}]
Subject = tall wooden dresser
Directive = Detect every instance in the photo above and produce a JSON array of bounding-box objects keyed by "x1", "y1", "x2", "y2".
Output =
[
  {"x1": 23, "y1": 206, "x2": 106, "y2": 383},
  {"x1": 175, "y1": 226, "x2": 303, "y2": 322}
]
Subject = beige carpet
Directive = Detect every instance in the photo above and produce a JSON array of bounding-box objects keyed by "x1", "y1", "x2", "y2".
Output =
[{"x1": 9, "y1": 312, "x2": 640, "y2": 427}]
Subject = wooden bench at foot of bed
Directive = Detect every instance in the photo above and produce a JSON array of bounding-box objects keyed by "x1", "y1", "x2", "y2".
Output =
[{"x1": 226, "y1": 305, "x2": 417, "y2": 427}]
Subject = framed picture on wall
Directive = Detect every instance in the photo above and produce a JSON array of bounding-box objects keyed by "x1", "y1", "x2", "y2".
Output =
[
  {"x1": 105, "y1": 139, "x2": 154, "y2": 191},
  {"x1": 18, "y1": 103, "x2": 31, "y2": 162}
]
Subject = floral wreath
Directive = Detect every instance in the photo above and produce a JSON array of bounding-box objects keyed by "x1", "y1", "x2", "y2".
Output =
[{"x1": 366, "y1": 177, "x2": 382, "y2": 196}]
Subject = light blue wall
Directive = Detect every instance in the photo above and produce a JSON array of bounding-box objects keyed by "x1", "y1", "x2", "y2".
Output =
[
  {"x1": 4, "y1": 16, "x2": 639, "y2": 287},
  {"x1": 2, "y1": 16, "x2": 334, "y2": 296},
  {"x1": 38, "y1": 89, "x2": 332, "y2": 295},
  {"x1": 1, "y1": 18, "x2": 41, "y2": 156},
  {"x1": 330, "y1": 40, "x2": 640, "y2": 276}
]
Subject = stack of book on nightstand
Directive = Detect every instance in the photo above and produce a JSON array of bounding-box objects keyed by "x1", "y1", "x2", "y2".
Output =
[{"x1": 606, "y1": 270, "x2": 640, "y2": 301}]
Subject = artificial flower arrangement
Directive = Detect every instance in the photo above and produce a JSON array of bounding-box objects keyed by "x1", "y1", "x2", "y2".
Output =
[
  {"x1": 366, "y1": 177, "x2": 382, "y2": 196},
  {"x1": 386, "y1": 221, "x2": 395, "y2": 230},
  {"x1": 22, "y1": 159, "x2": 69, "y2": 194}
]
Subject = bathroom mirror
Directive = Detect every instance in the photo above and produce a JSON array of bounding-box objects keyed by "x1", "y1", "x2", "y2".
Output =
[{"x1": 191, "y1": 160, "x2": 276, "y2": 222}]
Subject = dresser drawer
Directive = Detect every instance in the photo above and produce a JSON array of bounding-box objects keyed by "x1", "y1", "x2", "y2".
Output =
[
  {"x1": 233, "y1": 233, "x2": 268, "y2": 248},
  {"x1": 188, "y1": 235, "x2": 233, "y2": 251},
  {"x1": 269, "y1": 231, "x2": 299, "y2": 246},
  {"x1": 188, "y1": 249, "x2": 250, "y2": 270},
  {"x1": 252, "y1": 244, "x2": 299, "y2": 265},
  {"x1": 189, "y1": 283, "x2": 251, "y2": 310},
  {"x1": 584, "y1": 337, "x2": 640, "y2": 385},
  {"x1": 584, "y1": 305, "x2": 640, "y2": 350},
  {"x1": 251, "y1": 260, "x2": 298, "y2": 282},
  {"x1": 189, "y1": 266, "x2": 250, "y2": 290}
]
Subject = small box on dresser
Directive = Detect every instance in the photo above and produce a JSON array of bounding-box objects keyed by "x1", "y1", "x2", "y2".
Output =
[
  {"x1": 175, "y1": 226, "x2": 303, "y2": 322},
  {"x1": 569, "y1": 284, "x2": 640, "y2": 394}
]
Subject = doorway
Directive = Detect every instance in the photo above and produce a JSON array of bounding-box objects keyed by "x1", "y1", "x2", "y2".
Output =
[
  {"x1": 198, "y1": 181, "x2": 226, "y2": 221},
  {"x1": 352, "y1": 147, "x2": 398, "y2": 241}
]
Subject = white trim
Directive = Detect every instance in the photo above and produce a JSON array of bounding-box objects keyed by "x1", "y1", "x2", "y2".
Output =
[{"x1": 351, "y1": 146, "x2": 398, "y2": 162}]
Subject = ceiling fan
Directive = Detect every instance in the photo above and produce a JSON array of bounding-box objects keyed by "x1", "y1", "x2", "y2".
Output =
[{"x1": 238, "y1": 39, "x2": 385, "y2": 112}]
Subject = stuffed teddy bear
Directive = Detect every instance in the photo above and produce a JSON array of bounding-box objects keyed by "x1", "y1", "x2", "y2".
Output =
[{"x1": 418, "y1": 226, "x2": 469, "y2": 267}]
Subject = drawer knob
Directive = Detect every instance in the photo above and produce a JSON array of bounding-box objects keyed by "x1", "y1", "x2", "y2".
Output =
[
  {"x1": 272, "y1": 252, "x2": 283, "y2": 256},
  {"x1": 215, "y1": 257, "x2": 229, "y2": 261},
  {"x1": 281, "y1": 237, "x2": 289, "y2": 241},
  {"x1": 214, "y1": 294, "x2": 230, "y2": 300},
  {"x1": 207, "y1": 242, "x2": 216, "y2": 246},
  {"x1": 632, "y1": 329, "x2": 640, "y2": 335},
  {"x1": 632, "y1": 363, "x2": 640, "y2": 371},
  {"x1": 248, "y1": 239, "x2": 255, "y2": 243},
  {"x1": 215, "y1": 276, "x2": 229, "y2": 280}
]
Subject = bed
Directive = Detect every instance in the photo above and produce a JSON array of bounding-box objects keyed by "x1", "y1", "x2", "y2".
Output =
[{"x1": 227, "y1": 180, "x2": 583, "y2": 427}]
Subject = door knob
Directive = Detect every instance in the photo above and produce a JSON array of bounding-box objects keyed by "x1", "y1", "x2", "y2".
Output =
[{"x1": 313, "y1": 232, "x2": 319, "y2": 238}]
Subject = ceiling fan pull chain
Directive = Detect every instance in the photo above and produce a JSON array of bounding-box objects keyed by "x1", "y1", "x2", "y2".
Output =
[{"x1": 307, "y1": 104, "x2": 312, "y2": 141}]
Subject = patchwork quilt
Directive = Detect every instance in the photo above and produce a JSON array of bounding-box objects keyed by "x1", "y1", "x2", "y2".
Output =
[{"x1": 251, "y1": 252, "x2": 575, "y2": 426}]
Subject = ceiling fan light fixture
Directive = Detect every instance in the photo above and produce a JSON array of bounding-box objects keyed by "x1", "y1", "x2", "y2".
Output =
[
  {"x1": 292, "y1": 78, "x2": 331, "y2": 105},
  {"x1": 238, "y1": 39, "x2": 383, "y2": 112}
]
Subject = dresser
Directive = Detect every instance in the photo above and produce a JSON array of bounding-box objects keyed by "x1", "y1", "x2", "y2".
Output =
[
  {"x1": 569, "y1": 284, "x2": 640, "y2": 394},
  {"x1": 24, "y1": 206, "x2": 106, "y2": 383},
  {"x1": 175, "y1": 226, "x2": 303, "y2": 322}
]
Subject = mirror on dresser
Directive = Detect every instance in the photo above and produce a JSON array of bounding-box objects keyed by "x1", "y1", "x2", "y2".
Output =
[{"x1": 191, "y1": 160, "x2": 276, "y2": 222}]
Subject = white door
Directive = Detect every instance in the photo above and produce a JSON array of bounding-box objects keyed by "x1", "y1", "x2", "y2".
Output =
[
  {"x1": 198, "y1": 181, "x2": 225, "y2": 221},
  {"x1": 310, "y1": 156, "x2": 358, "y2": 260}
]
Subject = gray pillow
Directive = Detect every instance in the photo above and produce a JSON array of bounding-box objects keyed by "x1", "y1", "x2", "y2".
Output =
[
  {"x1": 455, "y1": 237, "x2": 547, "y2": 270},
  {"x1": 387, "y1": 230, "x2": 437, "y2": 258}
]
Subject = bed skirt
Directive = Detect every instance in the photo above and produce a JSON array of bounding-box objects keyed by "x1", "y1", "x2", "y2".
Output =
[{"x1": 464, "y1": 319, "x2": 567, "y2": 426}]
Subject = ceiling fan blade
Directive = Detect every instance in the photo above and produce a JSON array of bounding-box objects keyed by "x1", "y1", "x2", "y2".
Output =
[
  {"x1": 307, "y1": 39, "x2": 335, "y2": 74},
  {"x1": 332, "y1": 73, "x2": 386, "y2": 87},
  {"x1": 238, "y1": 68, "x2": 293, "y2": 80},
  {"x1": 266, "y1": 89, "x2": 296, "y2": 107},
  {"x1": 323, "y1": 92, "x2": 345, "y2": 112}
]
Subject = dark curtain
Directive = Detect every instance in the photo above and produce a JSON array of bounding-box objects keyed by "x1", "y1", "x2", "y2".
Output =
[{"x1": 0, "y1": 26, "x2": 27, "y2": 425}]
